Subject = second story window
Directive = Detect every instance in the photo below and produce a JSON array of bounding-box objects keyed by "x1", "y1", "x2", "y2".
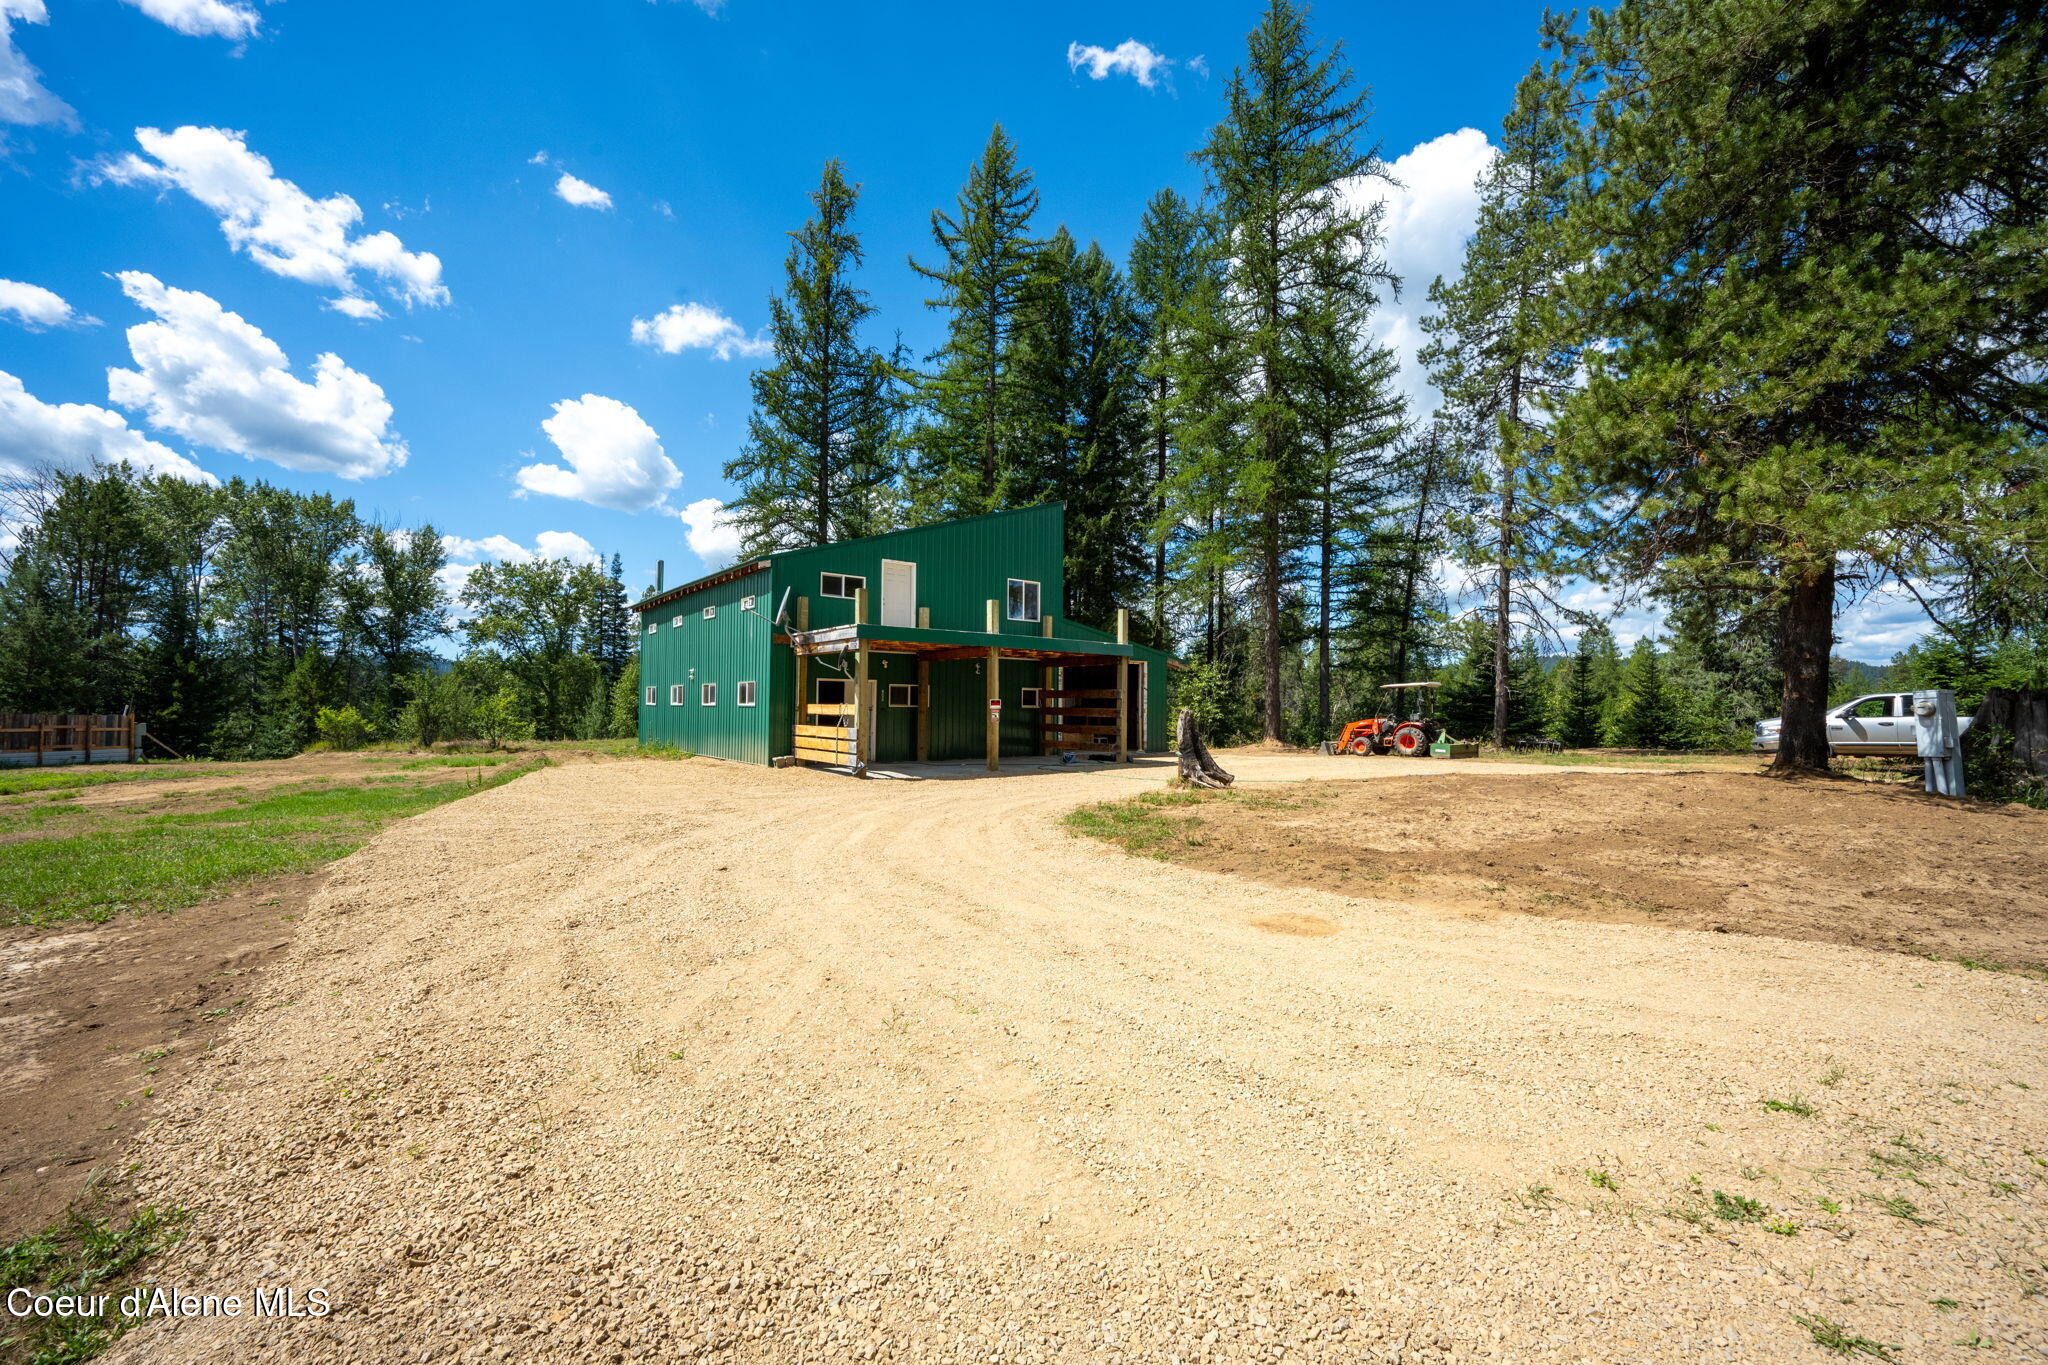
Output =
[
  {"x1": 704, "y1": 604, "x2": 717, "y2": 620},
  {"x1": 1007, "y1": 578, "x2": 1041, "y2": 622},
  {"x1": 821, "y1": 572, "x2": 865, "y2": 599}
]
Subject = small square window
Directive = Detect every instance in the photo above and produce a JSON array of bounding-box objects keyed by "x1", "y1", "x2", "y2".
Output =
[
  {"x1": 704, "y1": 604, "x2": 717, "y2": 620},
  {"x1": 645, "y1": 622, "x2": 657, "y2": 635},
  {"x1": 644, "y1": 686, "x2": 657, "y2": 706},
  {"x1": 736, "y1": 680, "x2": 757, "y2": 707},
  {"x1": 821, "y1": 572, "x2": 866, "y2": 599},
  {"x1": 888, "y1": 683, "x2": 918, "y2": 708},
  {"x1": 741, "y1": 595, "x2": 757, "y2": 611},
  {"x1": 700, "y1": 682, "x2": 717, "y2": 707},
  {"x1": 815, "y1": 678, "x2": 849, "y2": 706},
  {"x1": 1007, "y1": 578, "x2": 1041, "y2": 622},
  {"x1": 1021, "y1": 687, "x2": 1041, "y2": 709},
  {"x1": 672, "y1": 615, "x2": 684, "y2": 627},
  {"x1": 670, "y1": 684, "x2": 687, "y2": 705}
]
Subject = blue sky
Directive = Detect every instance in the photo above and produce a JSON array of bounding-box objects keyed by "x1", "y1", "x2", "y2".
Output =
[{"x1": 0, "y1": 0, "x2": 1929, "y2": 658}]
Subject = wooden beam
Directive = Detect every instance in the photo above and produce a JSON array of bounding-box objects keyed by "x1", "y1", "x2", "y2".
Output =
[
  {"x1": 1116, "y1": 607, "x2": 1130, "y2": 645},
  {"x1": 1116, "y1": 656, "x2": 1129, "y2": 763},
  {"x1": 862, "y1": 677, "x2": 878, "y2": 769},
  {"x1": 854, "y1": 586, "x2": 869, "y2": 625},
  {"x1": 1040, "y1": 614, "x2": 1052, "y2": 639},
  {"x1": 1039, "y1": 661, "x2": 1052, "y2": 756},
  {"x1": 917, "y1": 606, "x2": 930, "y2": 628},
  {"x1": 986, "y1": 598, "x2": 999, "y2": 634},
  {"x1": 796, "y1": 595, "x2": 809, "y2": 630},
  {"x1": 985, "y1": 646, "x2": 1000, "y2": 772},
  {"x1": 793, "y1": 650, "x2": 807, "y2": 758},
  {"x1": 854, "y1": 645, "x2": 871, "y2": 766},
  {"x1": 916, "y1": 658, "x2": 930, "y2": 762}
]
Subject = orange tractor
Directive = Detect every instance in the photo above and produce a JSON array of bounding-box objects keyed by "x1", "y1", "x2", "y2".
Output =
[{"x1": 1333, "y1": 681, "x2": 1447, "y2": 757}]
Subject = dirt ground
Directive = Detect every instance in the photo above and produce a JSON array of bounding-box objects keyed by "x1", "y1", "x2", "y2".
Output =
[
  {"x1": 0, "y1": 876, "x2": 312, "y2": 1239},
  {"x1": 1146, "y1": 766, "x2": 2048, "y2": 971},
  {"x1": 60, "y1": 753, "x2": 2043, "y2": 1365}
]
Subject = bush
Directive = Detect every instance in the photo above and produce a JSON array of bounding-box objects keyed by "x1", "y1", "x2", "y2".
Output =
[
  {"x1": 471, "y1": 689, "x2": 529, "y2": 750},
  {"x1": 314, "y1": 705, "x2": 372, "y2": 751}
]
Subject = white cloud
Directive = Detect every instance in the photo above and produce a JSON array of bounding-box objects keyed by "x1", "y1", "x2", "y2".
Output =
[
  {"x1": 325, "y1": 295, "x2": 384, "y2": 321},
  {"x1": 121, "y1": 0, "x2": 260, "y2": 40},
  {"x1": 1340, "y1": 127, "x2": 1497, "y2": 413},
  {"x1": 97, "y1": 126, "x2": 449, "y2": 315},
  {"x1": 676, "y1": 497, "x2": 741, "y2": 568},
  {"x1": 514, "y1": 394, "x2": 680, "y2": 512},
  {"x1": 0, "y1": 278, "x2": 88, "y2": 329},
  {"x1": 1836, "y1": 583, "x2": 1934, "y2": 660},
  {"x1": 106, "y1": 271, "x2": 407, "y2": 480},
  {"x1": 553, "y1": 172, "x2": 613, "y2": 210},
  {"x1": 0, "y1": 369, "x2": 214, "y2": 483},
  {"x1": 1066, "y1": 39, "x2": 1173, "y2": 90},
  {"x1": 437, "y1": 529, "x2": 603, "y2": 600},
  {"x1": 0, "y1": 0, "x2": 71, "y2": 126},
  {"x1": 629, "y1": 302, "x2": 769, "y2": 360}
]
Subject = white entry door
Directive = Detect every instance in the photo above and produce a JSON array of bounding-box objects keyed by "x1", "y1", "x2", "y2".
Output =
[{"x1": 880, "y1": 558, "x2": 916, "y2": 627}]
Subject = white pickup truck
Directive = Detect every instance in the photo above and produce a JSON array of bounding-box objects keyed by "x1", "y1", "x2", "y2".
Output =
[{"x1": 1753, "y1": 693, "x2": 1974, "y2": 757}]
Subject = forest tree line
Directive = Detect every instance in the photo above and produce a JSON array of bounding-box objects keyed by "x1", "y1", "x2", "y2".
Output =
[{"x1": 1, "y1": 0, "x2": 2043, "y2": 762}]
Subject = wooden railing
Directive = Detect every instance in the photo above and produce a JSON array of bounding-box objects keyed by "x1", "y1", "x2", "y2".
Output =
[
  {"x1": 1038, "y1": 689, "x2": 1120, "y2": 752},
  {"x1": 793, "y1": 702, "x2": 859, "y2": 768},
  {"x1": 0, "y1": 713, "x2": 138, "y2": 765}
]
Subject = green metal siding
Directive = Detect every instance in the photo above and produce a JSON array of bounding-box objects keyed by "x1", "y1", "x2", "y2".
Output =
[
  {"x1": 773, "y1": 504, "x2": 1068, "y2": 637},
  {"x1": 637, "y1": 566, "x2": 774, "y2": 763}
]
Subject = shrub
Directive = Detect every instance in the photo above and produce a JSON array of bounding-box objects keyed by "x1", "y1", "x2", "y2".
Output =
[{"x1": 314, "y1": 705, "x2": 373, "y2": 751}]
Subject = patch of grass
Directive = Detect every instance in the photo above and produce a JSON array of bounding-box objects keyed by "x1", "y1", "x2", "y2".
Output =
[
  {"x1": 1928, "y1": 1297, "x2": 1958, "y2": 1312},
  {"x1": 1584, "y1": 1168, "x2": 1618, "y2": 1191},
  {"x1": 1711, "y1": 1190, "x2": 1767, "y2": 1223},
  {"x1": 1818, "y1": 1066, "x2": 1848, "y2": 1088},
  {"x1": 1513, "y1": 1183, "x2": 1557, "y2": 1210},
  {"x1": 397, "y1": 755, "x2": 507, "y2": 769},
  {"x1": 1878, "y1": 1195, "x2": 1933, "y2": 1225},
  {"x1": 1763, "y1": 1096, "x2": 1816, "y2": 1117},
  {"x1": 0, "y1": 1195, "x2": 189, "y2": 1365},
  {"x1": 0, "y1": 766, "x2": 186, "y2": 799},
  {"x1": 1793, "y1": 1314, "x2": 1898, "y2": 1361},
  {"x1": 1869, "y1": 1134, "x2": 1943, "y2": 1184},
  {"x1": 1064, "y1": 795, "x2": 1203, "y2": 859},
  {"x1": 1953, "y1": 1333, "x2": 1992, "y2": 1348},
  {"x1": 1764, "y1": 1217, "x2": 1799, "y2": 1236},
  {"x1": 0, "y1": 759, "x2": 548, "y2": 927}
]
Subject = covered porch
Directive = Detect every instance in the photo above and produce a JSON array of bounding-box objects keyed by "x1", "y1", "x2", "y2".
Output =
[{"x1": 781, "y1": 603, "x2": 1144, "y2": 773}]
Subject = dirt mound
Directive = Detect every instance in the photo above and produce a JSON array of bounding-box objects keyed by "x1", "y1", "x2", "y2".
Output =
[{"x1": 1159, "y1": 770, "x2": 2048, "y2": 969}]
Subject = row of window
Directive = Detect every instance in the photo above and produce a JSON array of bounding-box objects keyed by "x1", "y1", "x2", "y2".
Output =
[
  {"x1": 644, "y1": 681, "x2": 758, "y2": 708},
  {"x1": 811, "y1": 679, "x2": 1045, "y2": 710},
  {"x1": 641, "y1": 579, "x2": 1044, "y2": 632}
]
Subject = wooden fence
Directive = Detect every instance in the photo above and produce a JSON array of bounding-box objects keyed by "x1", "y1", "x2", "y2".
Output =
[{"x1": 0, "y1": 713, "x2": 138, "y2": 765}]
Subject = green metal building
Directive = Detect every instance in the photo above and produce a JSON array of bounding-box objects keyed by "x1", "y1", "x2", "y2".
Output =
[{"x1": 632, "y1": 504, "x2": 1176, "y2": 769}]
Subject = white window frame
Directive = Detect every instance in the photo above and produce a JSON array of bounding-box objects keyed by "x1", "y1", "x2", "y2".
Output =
[
  {"x1": 1021, "y1": 687, "x2": 1041, "y2": 709},
  {"x1": 821, "y1": 572, "x2": 866, "y2": 600},
  {"x1": 1007, "y1": 578, "x2": 1041, "y2": 622},
  {"x1": 646, "y1": 622, "x2": 657, "y2": 635},
  {"x1": 669, "y1": 684, "x2": 687, "y2": 706},
  {"x1": 815, "y1": 678, "x2": 850, "y2": 706},
  {"x1": 741, "y1": 595, "x2": 757, "y2": 611},
  {"x1": 672, "y1": 614, "x2": 685, "y2": 627},
  {"x1": 704, "y1": 604, "x2": 717, "y2": 620},
  {"x1": 887, "y1": 682, "x2": 918, "y2": 708},
  {"x1": 700, "y1": 682, "x2": 717, "y2": 707},
  {"x1": 736, "y1": 680, "x2": 757, "y2": 707},
  {"x1": 644, "y1": 686, "x2": 657, "y2": 706}
]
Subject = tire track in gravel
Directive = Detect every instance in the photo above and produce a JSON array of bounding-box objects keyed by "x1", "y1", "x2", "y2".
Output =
[{"x1": 105, "y1": 756, "x2": 2047, "y2": 1364}]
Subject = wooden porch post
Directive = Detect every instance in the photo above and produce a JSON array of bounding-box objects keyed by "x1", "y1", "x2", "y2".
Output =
[
  {"x1": 794, "y1": 650, "x2": 808, "y2": 753},
  {"x1": 1040, "y1": 615, "x2": 1052, "y2": 639},
  {"x1": 1116, "y1": 655, "x2": 1129, "y2": 763},
  {"x1": 985, "y1": 598, "x2": 999, "y2": 634},
  {"x1": 916, "y1": 658, "x2": 930, "y2": 761},
  {"x1": 1039, "y1": 662, "x2": 1053, "y2": 756},
  {"x1": 1116, "y1": 607, "x2": 1130, "y2": 645},
  {"x1": 854, "y1": 586, "x2": 869, "y2": 625},
  {"x1": 854, "y1": 645, "x2": 871, "y2": 765},
  {"x1": 917, "y1": 606, "x2": 930, "y2": 628},
  {"x1": 985, "y1": 647, "x2": 1001, "y2": 772},
  {"x1": 796, "y1": 595, "x2": 810, "y2": 630}
]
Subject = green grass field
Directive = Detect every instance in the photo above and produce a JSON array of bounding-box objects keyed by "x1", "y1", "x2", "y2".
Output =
[{"x1": 0, "y1": 757, "x2": 548, "y2": 929}]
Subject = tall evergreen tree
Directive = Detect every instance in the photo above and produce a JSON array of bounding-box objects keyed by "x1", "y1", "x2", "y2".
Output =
[
  {"x1": 1550, "y1": 633, "x2": 1604, "y2": 748},
  {"x1": 1610, "y1": 637, "x2": 1678, "y2": 749},
  {"x1": 1550, "y1": 0, "x2": 2048, "y2": 771},
  {"x1": 1422, "y1": 60, "x2": 1580, "y2": 749},
  {"x1": 1127, "y1": 188, "x2": 1212, "y2": 644},
  {"x1": 592, "y1": 553, "x2": 635, "y2": 685},
  {"x1": 909, "y1": 125, "x2": 1041, "y2": 517},
  {"x1": 1172, "y1": 0, "x2": 1391, "y2": 741},
  {"x1": 725, "y1": 159, "x2": 900, "y2": 551}
]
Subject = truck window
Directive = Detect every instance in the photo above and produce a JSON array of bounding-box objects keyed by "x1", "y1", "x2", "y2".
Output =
[{"x1": 1847, "y1": 697, "x2": 1891, "y2": 719}]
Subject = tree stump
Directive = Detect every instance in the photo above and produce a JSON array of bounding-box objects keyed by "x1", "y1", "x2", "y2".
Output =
[{"x1": 1176, "y1": 709, "x2": 1235, "y2": 789}]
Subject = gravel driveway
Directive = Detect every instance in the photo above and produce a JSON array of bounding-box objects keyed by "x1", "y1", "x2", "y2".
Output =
[{"x1": 109, "y1": 756, "x2": 2048, "y2": 1363}]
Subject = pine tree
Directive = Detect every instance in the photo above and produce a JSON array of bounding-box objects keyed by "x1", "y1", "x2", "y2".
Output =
[
  {"x1": 726, "y1": 159, "x2": 900, "y2": 551},
  {"x1": 593, "y1": 553, "x2": 634, "y2": 684},
  {"x1": 1550, "y1": 0, "x2": 2048, "y2": 770},
  {"x1": 1127, "y1": 188, "x2": 1213, "y2": 645},
  {"x1": 1172, "y1": 0, "x2": 1391, "y2": 741},
  {"x1": 909, "y1": 125, "x2": 1041, "y2": 517},
  {"x1": 1421, "y1": 60, "x2": 1580, "y2": 750},
  {"x1": 1505, "y1": 637, "x2": 1549, "y2": 739},
  {"x1": 1551, "y1": 634, "x2": 1604, "y2": 748},
  {"x1": 1610, "y1": 638, "x2": 1678, "y2": 749}
]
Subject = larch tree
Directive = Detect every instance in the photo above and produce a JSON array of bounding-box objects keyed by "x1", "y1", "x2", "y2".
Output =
[
  {"x1": 1421, "y1": 60, "x2": 1581, "y2": 749},
  {"x1": 1180, "y1": 0, "x2": 1392, "y2": 741},
  {"x1": 1550, "y1": 0, "x2": 2048, "y2": 771},
  {"x1": 725, "y1": 159, "x2": 899, "y2": 553},
  {"x1": 909, "y1": 124, "x2": 1042, "y2": 518}
]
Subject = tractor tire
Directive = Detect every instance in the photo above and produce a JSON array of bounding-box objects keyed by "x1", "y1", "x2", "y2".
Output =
[
  {"x1": 1347, "y1": 736, "x2": 1373, "y2": 755},
  {"x1": 1391, "y1": 723, "x2": 1430, "y2": 757}
]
